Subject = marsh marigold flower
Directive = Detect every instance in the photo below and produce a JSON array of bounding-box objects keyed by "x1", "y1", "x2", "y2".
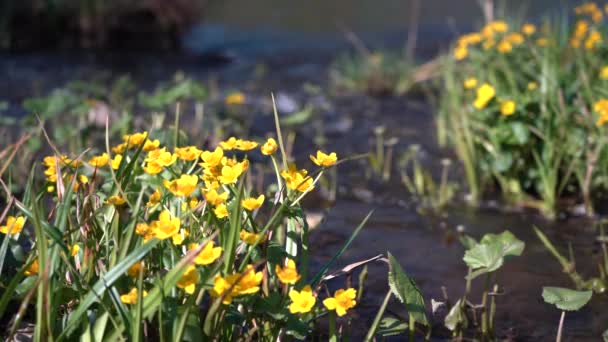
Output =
[
  {"x1": 214, "y1": 204, "x2": 229, "y2": 219},
  {"x1": 123, "y1": 131, "x2": 148, "y2": 147},
  {"x1": 522, "y1": 23, "x2": 536, "y2": 35},
  {"x1": 275, "y1": 259, "x2": 301, "y2": 285},
  {"x1": 70, "y1": 244, "x2": 80, "y2": 256},
  {"x1": 144, "y1": 148, "x2": 177, "y2": 174},
  {"x1": 240, "y1": 230, "x2": 266, "y2": 245},
  {"x1": 200, "y1": 147, "x2": 224, "y2": 168},
  {"x1": 120, "y1": 288, "x2": 148, "y2": 304},
  {"x1": 323, "y1": 288, "x2": 357, "y2": 317},
  {"x1": 281, "y1": 164, "x2": 314, "y2": 192},
  {"x1": 204, "y1": 189, "x2": 228, "y2": 206},
  {"x1": 106, "y1": 195, "x2": 126, "y2": 206},
  {"x1": 594, "y1": 99, "x2": 608, "y2": 126},
  {"x1": 474, "y1": 83, "x2": 496, "y2": 109},
  {"x1": 289, "y1": 285, "x2": 316, "y2": 314},
  {"x1": 225, "y1": 92, "x2": 246, "y2": 105},
  {"x1": 0, "y1": 216, "x2": 25, "y2": 235},
  {"x1": 143, "y1": 139, "x2": 160, "y2": 152},
  {"x1": 190, "y1": 241, "x2": 222, "y2": 265},
  {"x1": 175, "y1": 146, "x2": 202, "y2": 161},
  {"x1": 261, "y1": 138, "x2": 278, "y2": 155},
  {"x1": 147, "y1": 189, "x2": 161, "y2": 206},
  {"x1": 210, "y1": 265, "x2": 263, "y2": 304},
  {"x1": 218, "y1": 163, "x2": 244, "y2": 185},
  {"x1": 25, "y1": 259, "x2": 39, "y2": 276},
  {"x1": 600, "y1": 66, "x2": 608, "y2": 80},
  {"x1": 241, "y1": 195, "x2": 265, "y2": 211},
  {"x1": 111, "y1": 154, "x2": 123, "y2": 170},
  {"x1": 310, "y1": 150, "x2": 338, "y2": 167},
  {"x1": 501, "y1": 100, "x2": 516, "y2": 116},
  {"x1": 149, "y1": 210, "x2": 181, "y2": 240},
  {"x1": 127, "y1": 261, "x2": 145, "y2": 277},
  {"x1": 464, "y1": 78, "x2": 478, "y2": 89},
  {"x1": 453, "y1": 45, "x2": 468, "y2": 60},
  {"x1": 177, "y1": 265, "x2": 199, "y2": 294},
  {"x1": 88, "y1": 153, "x2": 109, "y2": 168},
  {"x1": 164, "y1": 174, "x2": 198, "y2": 197}
]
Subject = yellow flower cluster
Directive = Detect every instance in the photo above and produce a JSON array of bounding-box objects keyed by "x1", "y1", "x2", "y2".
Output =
[{"x1": 281, "y1": 164, "x2": 314, "y2": 192}]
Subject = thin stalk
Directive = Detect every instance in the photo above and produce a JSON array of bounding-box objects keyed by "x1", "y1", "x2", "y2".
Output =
[
  {"x1": 364, "y1": 291, "x2": 392, "y2": 342},
  {"x1": 489, "y1": 283, "x2": 498, "y2": 335},
  {"x1": 480, "y1": 274, "x2": 491, "y2": 339},
  {"x1": 174, "y1": 102, "x2": 181, "y2": 149},
  {"x1": 328, "y1": 311, "x2": 338, "y2": 342},
  {"x1": 409, "y1": 314, "x2": 415, "y2": 342},
  {"x1": 556, "y1": 311, "x2": 565, "y2": 342}
]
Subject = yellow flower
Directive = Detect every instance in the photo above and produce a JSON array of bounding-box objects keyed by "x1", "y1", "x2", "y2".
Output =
[
  {"x1": 177, "y1": 265, "x2": 199, "y2": 294},
  {"x1": 234, "y1": 265, "x2": 263, "y2": 295},
  {"x1": 500, "y1": 100, "x2": 516, "y2": 116},
  {"x1": 214, "y1": 204, "x2": 229, "y2": 219},
  {"x1": 594, "y1": 99, "x2": 608, "y2": 126},
  {"x1": 237, "y1": 139, "x2": 259, "y2": 151},
  {"x1": 188, "y1": 197, "x2": 199, "y2": 210},
  {"x1": 164, "y1": 174, "x2": 199, "y2": 197},
  {"x1": 150, "y1": 210, "x2": 181, "y2": 240},
  {"x1": 147, "y1": 189, "x2": 161, "y2": 206},
  {"x1": 172, "y1": 229, "x2": 189, "y2": 245},
  {"x1": 241, "y1": 195, "x2": 265, "y2": 211},
  {"x1": 127, "y1": 261, "x2": 145, "y2": 277},
  {"x1": 453, "y1": 45, "x2": 468, "y2": 60},
  {"x1": 112, "y1": 143, "x2": 127, "y2": 154},
  {"x1": 225, "y1": 92, "x2": 246, "y2": 105},
  {"x1": 144, "y1": 148, "x2": 177, "y2": 174},
  {"x1": 218, "y1": 163, "x2": 244, "y2": 185},
  {"x1": 275, "y1": 259, "x2": 301, "y2": 285},
  {"x1": 123, "y1": 131, "x2": 148, "y2": 147},
  {"x1": 70, "y1": 244, "x2": 80, "y2": 256},
  {"x1": 0, "y1": 216, "x2": 25, "y2": 235},
  {"x1": 281, "y1": 164, "x2": 314, "y2": 192},
  {"x1": 120, "y1": 288, "x2": 148, "y2": 304},
  {"x1": 219, "y1": 137, "x2": 239, "y2": 150},
  {"x1": 584, "y1": 30, "x2": 602, "y2": 49},
  {"x1": 204, "y1": 189, "x2": 229, "y2": 206},
  {"x1": 175, "y1": 146, "x2": 203, "y2": 161},
  {"x1": 497, "y1": 40, "x2": 513, "y2": 53},
  {"x1": 200, "y1": 147, "x2": 224, "y2": 168},
  {"x1": 240, "y1": 230, "x2": 266, "y2": 245},
  {"x1": 463, "y1": 78, "x2": 478, "y2": 89},
  {"x1": 310, "y1": 150, "x2": 337, "y2": 167},
  {"x1": 536, "y1": 37, "x2": 548, "y2": 46},
  {"x1": 135, "y1": 223, "x2": 149, "y2": 236},
  {"x1": 505, "y1": 33, "x2": 524, "y2": 45},
  {"x1": 211, "y1": 275, "x2": 236, "y2": 304},
  {"x1": 25, "y1": 259, "x2": 39, "y2": 276},
  {"x1": 261, "y1": 138, "x2": 278, "y2": 155},
  {"x1": 106, "y1": 195, "x2": 126, "y2": 206},
  {"x1": 600, "y1": 66, "x2": 608, "y2": 80},
  {"x1": 88, "y1": 153, "x2": 109, "y2": 168},
  {"x1": 190, "y1": 241, "x2": 223, "y2": 265},
  {"x1": 522, "y1": 23, "x2": 536, "y2": 35},
  {"x1": 473, "y1": 83, "x2": 496, "y2": 109},
  {"x1": 528, "y1": 82, "x2": 538, "y2": 90},
  {"x1": 289, "y1": 285, "x2": 316, "y2": 314},
  {"x1": 143, "y1": 139, "x2": 160, "y2": 152},
  {"x1": 111, "y1": 154, "x2": 123, "y2": 170},
  {"x1": 210, "y1": 265, "x2": 263, "y2": 304},
  {"x1": 322, "y1": 288, "x2": 357, "y2": 317}
]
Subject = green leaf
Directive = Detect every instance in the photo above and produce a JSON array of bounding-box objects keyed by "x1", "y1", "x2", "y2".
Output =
[
  {"x1": 463, "y1": 230, "x2": 524, "y2": 279},
  {"x1": 376, "y1": 317, "x2": 408, "y2": 337},
  {"x1": 480, "y1": 231, "x2": 525, "y2": 258},
  {"x1": 387, "y1": 253, "x2": 428, "y2": 326},
  {"x1": 444, "y1": 299, "x2": 467, "y2": 331},
  {"x1": 542, "y1": 287, "x2": 592, "y2": 311},
  {"x1": 285, "y1": 316, "x2": 309, "y2": 340},
  {"x1": 510, "y1": 122, "x2": 529, "y2": 145}
]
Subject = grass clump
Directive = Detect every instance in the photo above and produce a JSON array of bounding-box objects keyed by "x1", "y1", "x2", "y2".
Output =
[{"x1": 437, "y1": 2, "x2": 608, "y2": 218}]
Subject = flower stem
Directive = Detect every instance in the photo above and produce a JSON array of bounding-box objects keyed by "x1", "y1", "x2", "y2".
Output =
[
  {"x1": 556, "y1": 311, "x2": 565, "y2": 342},
  {"x1": 329, "y1": 311, "x2": 338, "y2": 342}
]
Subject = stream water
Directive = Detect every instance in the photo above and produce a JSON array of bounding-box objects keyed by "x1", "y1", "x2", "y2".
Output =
[{"x1": 1, "y1": 0, "x2": 607, "y2": 340}]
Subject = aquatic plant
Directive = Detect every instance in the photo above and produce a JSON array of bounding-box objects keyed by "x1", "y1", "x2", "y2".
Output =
[
  {"x1": 437, "y1": 3, "x2": 608, "y2": 218},
  {"x1": 542, "y1": 286, "x2": 592, "y2": 342}
]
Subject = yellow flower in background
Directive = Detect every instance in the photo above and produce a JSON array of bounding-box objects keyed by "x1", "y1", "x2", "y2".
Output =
[
  {"x1": 500, "y1": 100, "x2": 516, "y2": 116},
  {"x1": 261, "y1": 138, "x2": 278, "y2": 155},
  {"x1": 323, "y1": 288, "x2": 357, "y2": 317},
  {"x1": 164, "y1": 174, "x2": 198, "y2": 197},
  {"x1": 218, "y1": 163, "x2": 244, "y2": 185},
  {"x1": 144, "y1": 148, "x2": 177, "y2": 174},
  {"x1": 219, "y1": 137, "x2": 239, "y2": 150},
  {"x1": 289, "y1": 285, "x2": 316, "y2": 314},
  {"x1": 453, "y1": 45, "x2": 468, "y2": 60},
  {"x1": 240, "y1": 230, "x2": 266, "y2": 245},
  {"x1": 457, "y1": 32, "x2": 482, "y2": 46},
  {"x1": 127, "y1": 261, "x2": 145, "y2": 278},
  {"x1": 237, "y1": 140, "x2": 259, "y2": 151},
  {"x1": 0, "y1": 216, "x2": 25, "y2": 235},
  {"x1": 473, "y1": 83, "x2": 496, "y2": 109},
  {"x1": 25, "y1": 259, "x2": 39, "y2": 276},
  {"x1": 497, "y1": 40, "x2": 513, "y2": 53},
  {"x1": 275, "y1": 259, "x2": 301, "y2": 285},
  {"x1": 204, "y1": 189, "x2": 228, "y2": 206},
  {"x1": 135, "y1": 223, "x2": 149, "y2": 236},
  {"x1": 585, "y1": 30, "x2": 602, "y2": 49},
  {"x1": 188, "y1": 197, "x2": 199, "y2": 210},
  {"x1": 175, "y1": 146, "x2": 203, "y2": 161},
  {"x1": 211, "y1": 275, "x2": 236, "y2": 304},
  {"x1": 225, "y1": 92, "x2": 246, "y2": 105},
  {"x1": 200, "y1": 147, "x2": 224, "y2": 168},
  {"x1": 536, "y1": 37, "x2": 549, "y2": 46},
  {"x1": 281, "y1": 164, "x2": 314, "y2": 192},
  {"x1": 310, "y1": 150, "x2": 338, "y2": 167},
  {"x1": 505, "y1": 32, "x2": 524, "y2": 45},
  {"x1": 88, "y1": 153, "x2": 109, "y2": 168},
  {"x1": 594, "y1": 99, "x2": 608, "y2": 126},
  {"x1": 191, "y1": 241, "x2": 223, "y2": 265},
  {"x1": 463, "y1": 78, "x2": 478, "y2": 89},
  {"x1": 601, "y1": 66, "x2": 608, "y2": 80},
  {"x1": 112, "y1": 143, "x2": 127, "y2": 154},
  {"x1": 123, "y1": 131, "x2": 148, "y2": 147},
  {"x1": 528, "y1": 82, "x2": 538, "y2": 90},
  {"x1": 522, "y1": 23, "x2": 536, "y2": 35},
  {"x1": 110, "y1": 154, "x2": 123, "y2": 170},
  {"x1": 234, "y1": 265, "x2": 263, "y2": 295},
  {"x1": 150, "y1": 210, "x2": 180, "y2": 240},
  {"x1": 214, "y1": 204, "x2": 229, "y2": 219},
  {"x1": 142, "y1": 139, "x2": 160, "y2": 152},
  {"x1": 106, "y1": 195, "x2": 126, "y2": 206},
  {"x1": 242, "y1": 195, "x2": 265, "y2": 211},
  {"x1": 70, "y1": 244, "x2": 80, "y2": 256},
  {"x1": 177, "y1": 265, "x2": 199, "y2": 294},
  {"x1": 120, "y1": 288, "x2": 148, "y2": 304},
  {"x1": 147, "y1": 189, "x2": 161, "y2": 206}
]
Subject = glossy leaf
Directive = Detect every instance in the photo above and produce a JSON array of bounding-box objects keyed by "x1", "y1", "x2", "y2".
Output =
[{"x1": 542, "y1": 287, "x2": 592, "y2": 311}]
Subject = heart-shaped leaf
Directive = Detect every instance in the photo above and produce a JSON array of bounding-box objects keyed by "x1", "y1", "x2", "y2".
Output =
[
  {"x1": 463, "y1": 230, "x2": 524, "y2": 279},
  {"x1": 387, "y1": 253, "x2": 428, "y2": 326},
  {"x1": 480, "y1": 231, "x2": 525, "y2": 258},
  {"x1": 542, "y1": 287, "x2": 592, "y2": 311}
]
